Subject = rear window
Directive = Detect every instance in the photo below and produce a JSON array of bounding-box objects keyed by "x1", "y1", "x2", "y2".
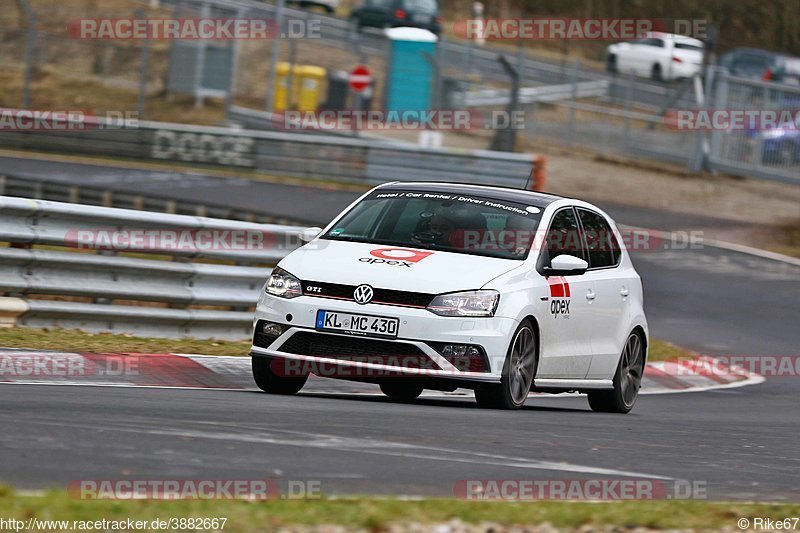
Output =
[
  {"x1": 675, "y1": 43, "x2": 703, "y2": 52},
  {"x1": 577, "y1": 209, "x2": 620, "y2": 268},
  {"x1": 403, "y1": 0, "x2": 438, "y2": 13}
]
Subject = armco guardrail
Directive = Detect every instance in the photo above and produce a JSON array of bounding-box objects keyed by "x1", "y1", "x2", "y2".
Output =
[
  {"x1": 0, "y1": 196, "x2": 306, "y2": 339},
  {"x1": 0, "y1": 112, "x2": 536, "y2": 188},
  {"x1": 464, "y1": 80, "x2": 610, "y2": 107},
  {"x1": 0, "y1": 174, "x2": 304, "y2": 225}
]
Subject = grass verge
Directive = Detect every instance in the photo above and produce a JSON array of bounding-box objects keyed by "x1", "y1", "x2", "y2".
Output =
[
  {"x1": 0, "y1": 327, "x2": 251, "y2": 357},
  {"x1": 1, "y1": 488, "x2": 798, "y2": 531},
  {"x1": 0, "y1": 327, "x2": 687, "y2": 362}
]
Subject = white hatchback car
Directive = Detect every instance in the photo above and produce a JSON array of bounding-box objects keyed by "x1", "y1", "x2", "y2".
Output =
[
  {"x1": 251, "y1": 182, "x2": 648, "y2": 413},
  {"x1": 606, "y1": 32, "x2": 704, "y2": 81}
]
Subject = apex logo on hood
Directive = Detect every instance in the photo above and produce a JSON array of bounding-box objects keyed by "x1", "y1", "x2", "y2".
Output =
[{"x1": 359, "y1": 248, "x2": 434, "y2": 267}]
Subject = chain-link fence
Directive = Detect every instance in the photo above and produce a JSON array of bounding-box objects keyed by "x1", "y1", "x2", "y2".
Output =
[
  {"x1": 1, "y1": 0, "x2": 797, "y2": 184},
  {"x1": 709, "y1": 72, "x2": 800, "y2": 183}
]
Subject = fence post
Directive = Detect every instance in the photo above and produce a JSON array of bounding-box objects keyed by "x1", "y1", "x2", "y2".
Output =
[
  {"x1": 708, "y1": 69, "x2": 728, "y2": 168},
  {"x1": 566, "y1": 59, "x2": 579, "y2": 148},
  {"x1": 265, "y1": 0, "x2": 286, "y2": 113},
  {"x1": 489, "y1": 55, "x2": 519, "y2": 152},
  {"x1": 19, "y1": 0, "x2": 37, "y2": 109},
  {"x1": 137, "y1": 9, "x2": 150, "y2": 120},
  {"x1": 622, "y1": 73, "x2": 634, "y2": 153}
]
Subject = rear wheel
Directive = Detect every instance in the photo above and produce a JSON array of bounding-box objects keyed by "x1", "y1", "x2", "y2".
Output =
[
  {"x1": 588, "y1": 331, "x2": 644, "y2": 413},
  {"x1": 252, "y1": 356, "x2": 308, "y2": 395},
  {"x1": 380, "y1": 381, "x2": 424, "y2": 402},
  {"x1": 651, "y1": 63, "x2": 663, "y2": 81},
  {"x1": 474, "y1": 321, "x2": 537, "y2": 410}
]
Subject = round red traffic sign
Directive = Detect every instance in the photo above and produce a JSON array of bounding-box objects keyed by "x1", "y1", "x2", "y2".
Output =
[{"x1": 349, "y1": 65, "x2": 372, "y2": 93}]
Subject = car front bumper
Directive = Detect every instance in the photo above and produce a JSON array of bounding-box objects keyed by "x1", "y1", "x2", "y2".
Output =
[{"x1": 251, "y1": 293, "x2": 519, "y2": 382}]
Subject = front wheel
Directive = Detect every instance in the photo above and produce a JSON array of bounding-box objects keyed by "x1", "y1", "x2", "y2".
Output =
[
  {"x1": 588, "y1": 331, "x2": 645, "y2": 413},
  {"x1": 606, "y1": 54, "x2": 617, "y2": 73},
  {"x1": 380, "y1": 381, "x2": 423, "y2": 402},
  {"x1": 252, "y1": 356, "x2": 308, "y2": 395},
  {"x1": 474, "y1": 321, "x2": 537, "y2": 410}
]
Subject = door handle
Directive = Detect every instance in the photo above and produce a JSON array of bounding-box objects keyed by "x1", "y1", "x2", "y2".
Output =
[
  {"x1": 586, "y1": 289, "x2": 596, "y2": 301},
  {"x1": 620, "y1": 287, "x2": 630, "y2": 297}
]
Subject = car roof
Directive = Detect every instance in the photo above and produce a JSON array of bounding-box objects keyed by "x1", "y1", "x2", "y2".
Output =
[
  {"x1": 376, "y1": 181, "x2": 568, "y2": 208},
  {"x1": 645, "y1": 32, "x2": 703, "y2": 46}
]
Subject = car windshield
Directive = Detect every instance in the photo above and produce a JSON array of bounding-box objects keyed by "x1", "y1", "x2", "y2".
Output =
[
  {"x1": 732, "y1": 54, "x2": 774, "y2": 75},
  {"x1": 322, "y1": 190, "x2": 544, "y2": 260}
]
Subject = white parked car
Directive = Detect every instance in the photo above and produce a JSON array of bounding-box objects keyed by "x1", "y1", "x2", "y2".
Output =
[
  {"x1": 606, "y1": 32, "x2": 704, "y2": 81},
  {"x1": 251, "y1": 182, "x2": 649, "y2": 413}
]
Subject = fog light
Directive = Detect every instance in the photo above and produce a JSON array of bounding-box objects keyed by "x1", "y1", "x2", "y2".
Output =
[
  {"x1": 261, "y1": 321, "x2": 288, "y2": 337},
  {"x1": 441, "y1": 344, "x2": 481, "y2": 357},
  {"x1": 432, "y1": 343, "x2": 488, "y2": 373}
]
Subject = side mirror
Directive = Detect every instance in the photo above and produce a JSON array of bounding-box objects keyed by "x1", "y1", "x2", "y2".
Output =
[
  {"x1": 299, "y1": 227, "x2": 323, "y2": 243},
  {"x1": 544, "y1": 254, "x2": 588, "y2": 276}
]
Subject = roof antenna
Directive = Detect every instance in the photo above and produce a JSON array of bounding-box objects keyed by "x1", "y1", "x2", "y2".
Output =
[{"x1": 523, "y1": 165, "x2": 535, "y2": 191}]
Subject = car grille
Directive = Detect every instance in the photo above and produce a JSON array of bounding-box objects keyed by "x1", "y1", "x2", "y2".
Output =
[
  {"x1": 277, "y1": 331, "x2": 440, "y2": 370},
  {"x1": 300, "y1": 281, "x2": 434, "y2": 308}
]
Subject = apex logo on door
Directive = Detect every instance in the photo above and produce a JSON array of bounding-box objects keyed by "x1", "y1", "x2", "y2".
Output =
[
  {"x1": 359, "y1": 248, "x2": 434, "y2": 267},
  {"x1": 548, "y1": 276, "x2": 571, "y2": 318}
]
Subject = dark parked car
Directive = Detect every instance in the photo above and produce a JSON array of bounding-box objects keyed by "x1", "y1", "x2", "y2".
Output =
[
  {"x1": 719, "y1": 47, "x2": 800, "y2": 85},
  {"x1": 350, "y1": 0, "x2": 441, "y2": 35}
]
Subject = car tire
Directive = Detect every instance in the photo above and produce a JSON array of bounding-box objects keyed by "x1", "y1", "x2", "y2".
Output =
[
  {"x1": 606, "y1": 54, "x2": 617, "y2": 73},
  {"x1": 380, "y1": 381, "x2": 424, "y2": 402},
  {"x1": 474, "y1": 320, "x2": 537, "y2": 410},
  {"x1": 587, "y1": 331, "x2": 645, "y2": 414},
  {"x1": 651, "y1": 63, "x2": 663, "y2": 82},
  {"x1": 779, "y1": 141, "x2": 798, "y2": 165},
  {"x1": 252, "y1": 356, "x2": 308, "y2": 395}
]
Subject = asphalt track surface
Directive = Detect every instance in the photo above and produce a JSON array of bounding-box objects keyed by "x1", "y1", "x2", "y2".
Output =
[{"x1": 1, "y1": 155, "x2": 799, "y2": 500}]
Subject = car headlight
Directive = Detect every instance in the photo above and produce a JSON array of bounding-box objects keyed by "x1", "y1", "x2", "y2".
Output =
[
  {"x1": 265, "y1": 267, "x2": 303, "y2": 299},
  {"x1": 427, "y1": 290, "x2": 499, "y2": 317}
]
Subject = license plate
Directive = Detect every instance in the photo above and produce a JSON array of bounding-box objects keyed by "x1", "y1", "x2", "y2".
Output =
[
  {"x1": 415, "y1": 14, "x2": 432, "y2": 23},
  {"x1": 315, "y1": 310, "x2": 399, "y2": 339}
]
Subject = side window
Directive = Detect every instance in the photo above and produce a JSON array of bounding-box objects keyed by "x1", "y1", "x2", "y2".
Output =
[
  {"x1": 577, "y1": 209, "x2": 620, "y2": 268},
  {"x1": 545, "y1": 208, "x2": 585, "y2": 266},
  {"x1": 640, "y1": 38, "x2": 665, "y2": 48}
]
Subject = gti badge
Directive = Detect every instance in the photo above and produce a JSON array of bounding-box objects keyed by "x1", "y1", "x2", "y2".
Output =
[{"x1": 353, "y1": 284, "x2": 374, "y2": 304}]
